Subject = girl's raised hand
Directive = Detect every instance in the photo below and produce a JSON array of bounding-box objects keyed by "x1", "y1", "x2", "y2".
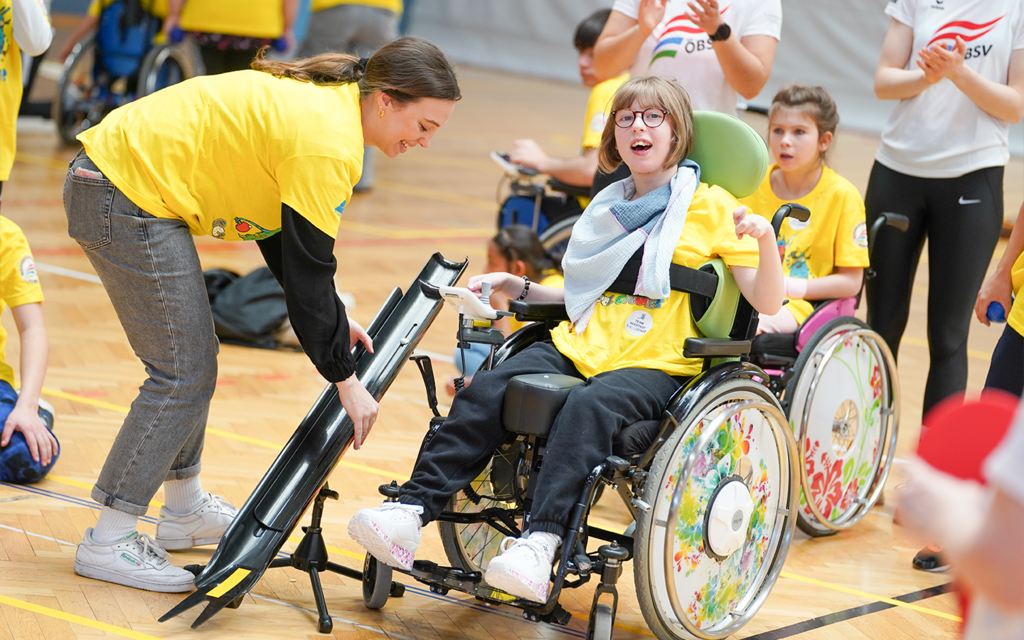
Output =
[
  {"x1": 733, "y1": 206, "x2": 774, "y2": 240},
  {"x1": 638, "y1": 0, "x2": 668, "y2": 36}
]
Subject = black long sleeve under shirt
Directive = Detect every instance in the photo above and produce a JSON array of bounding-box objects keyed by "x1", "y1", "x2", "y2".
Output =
[{"x1": 257, "y1": 204, "x2": 355, "y2": 383}]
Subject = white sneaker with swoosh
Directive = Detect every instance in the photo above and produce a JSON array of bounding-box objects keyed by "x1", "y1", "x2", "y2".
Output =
[{"x1": 959, "y1": 196, "x2": 981, "y2": 205}]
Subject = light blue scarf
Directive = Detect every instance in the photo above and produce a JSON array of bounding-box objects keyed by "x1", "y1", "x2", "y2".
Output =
[{"x1": 562, "y1": 160, "x2": 700, "y2": 333}]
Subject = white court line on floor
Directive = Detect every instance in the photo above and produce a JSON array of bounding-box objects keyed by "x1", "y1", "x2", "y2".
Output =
[{"x1": 35, "y1": 262, "x2": 102, "y2": 284}]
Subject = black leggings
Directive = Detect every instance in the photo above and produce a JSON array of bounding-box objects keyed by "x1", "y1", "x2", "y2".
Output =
[
  {"x1": 864, "y1": 162, "x2": 1004, "y2": 417},
  {"x1": 985, "y1": 323, "x2": 1024, "y2": 397}
]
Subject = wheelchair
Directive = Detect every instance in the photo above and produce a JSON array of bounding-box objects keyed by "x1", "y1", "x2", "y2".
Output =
[
  {"x1": 360, "y1": 112, "x2": 803, "y2": 640},
  {"x1": 749, "y1": 212, "x2": 908, "y2": 538},
  {"x1": 53, "y1": 0, "x2": 203, "y2": 145},
  {"x1": 491, "y1": 152, "x2": 589, "y2": 262}
]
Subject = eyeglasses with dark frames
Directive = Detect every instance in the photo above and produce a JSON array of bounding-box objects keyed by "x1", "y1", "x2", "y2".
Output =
[{"x1": 612, "y1": 108, "x2": 668, "y2": 129}]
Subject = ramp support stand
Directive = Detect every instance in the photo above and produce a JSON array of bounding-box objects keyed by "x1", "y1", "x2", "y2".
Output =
[{"x1": 267, "y1": 483, "x2": 365, "y2": 633}]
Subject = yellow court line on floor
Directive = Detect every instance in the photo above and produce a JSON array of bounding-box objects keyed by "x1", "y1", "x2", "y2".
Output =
[
  {"x1": 43, "y1": 474, "x2": 165, "y2": 508},
  {"x1": 41, "y1": 389, "x2": 409, "y2": 481},
  {"x1": 0, "y1": 593, "x2": 166, "y2": 640},
  {"x1": 15, "y1": 152, "x2": 69, "y2": 171},
  {"x1": 902, "y1": 336, "x2": 990, "y2": 362},
  {"x1": 780, "y1": 571, "x2": 962, "y2": 622}
]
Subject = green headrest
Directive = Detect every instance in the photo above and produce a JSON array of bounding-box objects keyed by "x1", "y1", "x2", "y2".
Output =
[
  {"x1": 687, "y1": 111, "x2": 769, "y2": 199},
  {"x1": 692, "y1": 258, "x2": 741, "y2": 339}
]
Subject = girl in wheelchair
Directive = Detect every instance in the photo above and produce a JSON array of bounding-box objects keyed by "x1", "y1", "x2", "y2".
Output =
[
  {"x1": 740, "y1": 85, "x2": 869, "y2": 335},
  {"x1": 348, "y1": 75, "x2": 784, "y2": 603}
]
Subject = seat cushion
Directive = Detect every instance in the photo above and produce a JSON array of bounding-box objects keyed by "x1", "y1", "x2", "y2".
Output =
[{"x1": 502, "y1": 374, "x2": 584, "y2": 437}]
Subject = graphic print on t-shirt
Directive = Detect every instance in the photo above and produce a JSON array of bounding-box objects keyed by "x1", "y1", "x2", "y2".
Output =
[
  {"x1": 927, "y1": 16, "x2": 1004, "y2": 48},
  {"x1": 234, "y1": 216, "x2": 280, "y2": 241},
  {"x1": 651, "y1": 6, "x2": 730, "y2": 64}
]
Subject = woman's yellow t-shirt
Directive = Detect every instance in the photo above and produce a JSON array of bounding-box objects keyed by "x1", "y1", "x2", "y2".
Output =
[
  {"x1": 740, "y1": 165, "x2": 869, "y2": 325},
  {"x1": 0, "y1": 218, "x2": 45, "y2": 387},
  {"x1": 180, "y1": 0, "x2": 285, "y2": 38},
  {"x1": 79, "y1": 70, "x2": 363, "y2": 241},
  {"x1": 88, "y1": 0, "x2": 169, "y2": 19},
  {"x1": 0, "y1": 0, "x2": 26, "y2": 181},
  {"x1": 551, "y1": 183, "x2": 759, "y2": 378}
]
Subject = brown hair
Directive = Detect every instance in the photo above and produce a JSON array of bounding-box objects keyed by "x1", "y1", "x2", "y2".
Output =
[
  {"x1": 251, "y1": 36, "x2": 461, "y2": 105},
  {"x1": 492, "y1": 225, "x2": 559, "y2": 279},
  {"x1": 768, "y1": 84, "x2": 839, "y2": 164},
  {"x1": 598, "y1": 76, "x2": 694, "y2": 173}
]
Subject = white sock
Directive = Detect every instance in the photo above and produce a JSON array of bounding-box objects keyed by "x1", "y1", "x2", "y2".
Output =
[
  {"x1": 93, "y1": 507, "x2": 138, "y2": 544},
  {"x1": 527, "y1": 531, "x2": 561, "y2": 562},
  {"x1": 163, "y1": 477, "x2": 205, "y2": 514}
]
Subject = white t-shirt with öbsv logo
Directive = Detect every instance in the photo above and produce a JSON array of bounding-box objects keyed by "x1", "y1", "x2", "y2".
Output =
[
  {"x1": 610, "y1": 0, "x2": 782, "y2": 114},
  {"x1": 876, "y1": 0, "x2": 1024, "y2": 178}
]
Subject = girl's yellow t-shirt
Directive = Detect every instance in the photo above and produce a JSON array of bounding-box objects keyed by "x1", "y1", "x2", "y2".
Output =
[
  {"x1": 79, "y1": 70, "x2": 363, "y2": 241},
  {"x1": 551, "y1": 183, "x2": 759, "y2": 378},
  {"x1": 1008, "y1": 250, "x2": 1024, "y2": 335},
  {"x1": 0, "y1": 218, "x2": 45, "y2": 387},
  {"x1": 740, "y1": 165, "x2": 869, "y2": 325}
]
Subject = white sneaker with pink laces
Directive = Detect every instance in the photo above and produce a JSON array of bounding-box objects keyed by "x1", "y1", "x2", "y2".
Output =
[
  {"x1": 348, "y1": 502, "x2": 424, "y2": 570},
  {"x1": 484, "y1": 532, "x2": 559, "y2": 603}
]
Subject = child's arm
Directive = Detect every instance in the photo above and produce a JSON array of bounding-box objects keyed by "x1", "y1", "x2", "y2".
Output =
[
  {"x1": 509, "y1": 141, "x2": 598, "y2": 188},
  {"x1": 788, "y1": 267, "x2": 864, "y2": 302},
  {"x1": 468, "y1": 273, "x2": 565, "y2": 305},
  {"x1": 11, "y1": 0, "x2": 52, "y2": 57},
  {"x1": 976, "y1": 201, "x2": 1024, "y2": 326},
  {"x1": 2, "y1": 302, "x2": 57, "y2": 466},
  {"x1": 730, "y1": 206, "x2": 784, "y2": 315},
  {"x1": 57, "y1": 14, "x2": 98, "y2": 62}
]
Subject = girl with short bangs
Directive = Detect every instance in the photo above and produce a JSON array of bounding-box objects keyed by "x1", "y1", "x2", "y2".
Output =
[{"x1": 348, "y1": 75, "x2": 784, "y2": 605}]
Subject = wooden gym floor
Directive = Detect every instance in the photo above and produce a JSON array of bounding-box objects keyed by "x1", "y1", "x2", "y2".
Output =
[{"x1": 2, "y1": 55, "x2": 1023, "y2": 639}]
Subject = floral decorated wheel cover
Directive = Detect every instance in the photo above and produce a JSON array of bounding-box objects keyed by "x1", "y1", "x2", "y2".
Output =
[
  {"x1": 645, "y1": 397, "x2": 790, "y2": 636},
  {"x1": 789, "y1": 325, "x2": 889, "y2": 530}
]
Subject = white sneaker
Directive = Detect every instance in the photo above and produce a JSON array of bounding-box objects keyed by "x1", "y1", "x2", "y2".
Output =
[
  {"x1": 347, "y1": 502, "x2": 423, "y2": 570},
  {"x1": 74, "y1": 528, "x2": 194, "y2": 593},
  {"x1": 155, "y1": 493, "x2": 237, "y2": 550},
  {"x1": 484, "y1": 534, "x2": 557, "y2": 603}
]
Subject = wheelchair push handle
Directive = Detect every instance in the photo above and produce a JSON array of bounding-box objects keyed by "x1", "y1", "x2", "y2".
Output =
[
  {"x1": 866, "y1": 213, "x2": 910, "y2": 280},
  {"x1": 770, "y1": 203, "x2": 811, "y2": 238},
  {"x1": 491, "y1": 151, "x2": 539, "y2": 178}
]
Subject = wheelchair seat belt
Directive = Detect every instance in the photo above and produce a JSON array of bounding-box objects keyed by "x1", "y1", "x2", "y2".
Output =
[{"x1": 605, "y1": 247, "x2": 719, "y2": 299}]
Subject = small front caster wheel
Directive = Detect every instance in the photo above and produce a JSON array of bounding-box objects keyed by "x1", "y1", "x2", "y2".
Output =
[{"x1": 363, "y1": 554, "x2": 393, "y2": 610}]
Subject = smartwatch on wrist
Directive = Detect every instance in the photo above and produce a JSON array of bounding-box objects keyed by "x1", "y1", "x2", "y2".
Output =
[{"x1": 709, "y1": 22, "x2": 731, "y2": 42}]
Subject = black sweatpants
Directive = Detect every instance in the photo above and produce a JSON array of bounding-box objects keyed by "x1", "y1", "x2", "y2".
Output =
[
  {"x1": 864, "y1": 161, "x2": 1004, "y2": 417},
  {"x1": 985, "y1": 323, "x2": 1024, "y2": 397},
  {"x1": 400, "y1": 342, "x2": 684, "y2": 538}
]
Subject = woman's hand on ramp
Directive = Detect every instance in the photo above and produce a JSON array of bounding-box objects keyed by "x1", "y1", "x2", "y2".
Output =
[
  {"x1": 349, "y1": 318, "x2": 374, "y2": 354},
  {"x1": 336, "y1": 376, "x2": 379, "y2": 450}
]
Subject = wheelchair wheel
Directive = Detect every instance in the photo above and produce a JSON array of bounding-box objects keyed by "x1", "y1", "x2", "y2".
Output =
[
  {"x1": 784, "y1": 318, "x2": 898, "y2": 537},
  {"x1": 53, "y1": 34, "x2": 104, "y2": 146},
  {"x1": 635, "y1": 376, "x2": 798, "y2": 640},
  {"x1": 588, "y1": 603, "x2": 614, "y2": 640},
  {"x1": 362, "y1": 553, "x2": 392, "y2": 610},
  {"x1": 438, "y1": 441, "x2": 525, "y2": 573},
  {"x1": 539, "y1": 215, "x2": 578, "y2": 263},
  {"x1": 137, "y1": 41, "x2": 203, "y2": 97}
]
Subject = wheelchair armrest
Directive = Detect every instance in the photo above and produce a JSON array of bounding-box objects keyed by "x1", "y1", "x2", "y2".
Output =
[
  {"x1": 547, "y1": 178, "x2": 591, "y2": 199},
  {"x1": 508, "y1": 300, "x2": 570, "y2": 322},
  {"x1": 683, "y1": 338, "x2": 751, "y2": 358}
]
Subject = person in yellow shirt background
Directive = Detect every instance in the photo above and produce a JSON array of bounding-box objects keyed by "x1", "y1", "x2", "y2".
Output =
[
  {"x1": 509, "y1": 9, "x2": 630, "y2": 196},
  {"x1": 62, "y1": 37, "x2": 460, "y2": 593},
  {"x1": 1, "y1": 0, "x2": 51, "y2": 184},
  {"x1": 740, "y1": 84, "x2": 869, "y2": 335},
  {"x1": 975, "y1": 200, "x2": 1024, "y2": 398},
  {"x1": 0, "y1": 217, "x2": 58, "y2": 485},
  {"x1": 295, "y1": 0, "x2": 402, "y2": 191},
  {"x1": 163, "y1": 0, "x2": 298, "y2": 74},
  {"x1": 57, "y1": 0, "x2": 169, "y2": 62}
]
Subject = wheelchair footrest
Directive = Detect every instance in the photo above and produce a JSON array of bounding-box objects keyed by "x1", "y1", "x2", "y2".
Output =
[
  {"x1": 683, "y1": 338, "x2": 751, "y2": 358},
  {"x1": 399, "y1": 561, "x2": 545, "y2": 608}
]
